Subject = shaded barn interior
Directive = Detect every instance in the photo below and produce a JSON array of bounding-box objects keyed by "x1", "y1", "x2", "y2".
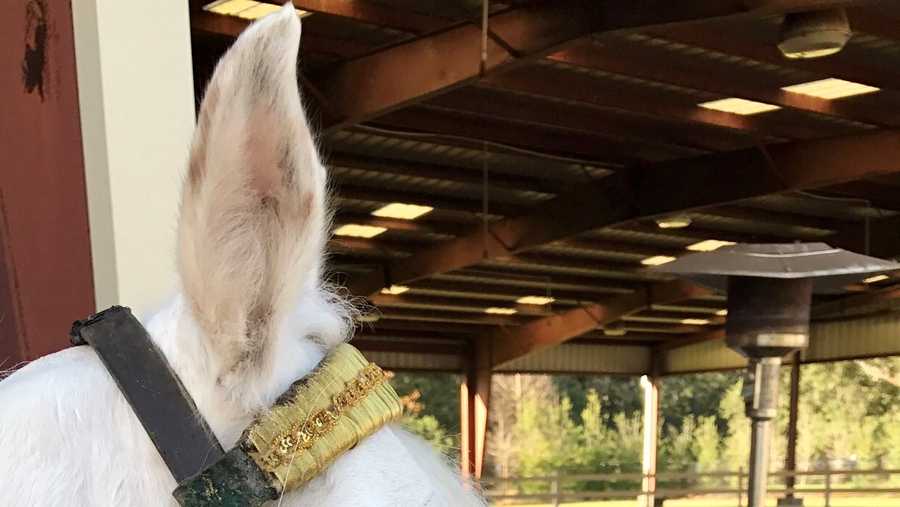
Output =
[{"x1": 188, "y1": 1, "x2": 900, "y2": 381}]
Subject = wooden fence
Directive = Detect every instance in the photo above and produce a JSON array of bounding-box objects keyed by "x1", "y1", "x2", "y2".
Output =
[{"x1": 482, "y1": 468, "x2": 900, "y2": 506}]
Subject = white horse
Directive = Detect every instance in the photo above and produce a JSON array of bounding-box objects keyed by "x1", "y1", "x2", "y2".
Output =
[{"x1": 0, "y1": 5, "x2": 485, "y2": 506}]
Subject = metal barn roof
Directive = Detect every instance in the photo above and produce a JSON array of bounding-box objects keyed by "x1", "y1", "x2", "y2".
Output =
[{"x1": 189, "y1": 0, "x2": 900, "y2": 374}]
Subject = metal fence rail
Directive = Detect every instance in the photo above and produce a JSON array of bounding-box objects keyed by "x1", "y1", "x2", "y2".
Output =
[{"x1": 483, "y1": 468, "x2": 900, "y2": 506}]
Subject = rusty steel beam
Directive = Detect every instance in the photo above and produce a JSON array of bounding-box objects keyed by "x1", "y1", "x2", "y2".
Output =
[
  {"x1": 399, "y1": 279, "x2": 616, "y2": 304},
  {"x1": 486, "y1": 65, "x2": 810, "y2": 140},
  {"x1": 437, "y1": 268, "x2": 638, "y2": 295},
  {"x1": 821, "y1": 179, "x2": 900, "y2": 211},
  {"x1": 370, "y1": 319, "x2": 489, "y2": 335},
  {"x1": 371, "y1": 293, "x2": 562, "y2": 317},
  {"x1": 812, "y1": 283, "x2": 900, "y2": 320},
  {"x1": 334, "y1": 212, "x2": 468, "y2": 237},
  {"x1": 848, "y1": 6, "x2": 900, "y2": 40},
  {"x1": 191, "y1": 11, "x2": 373, "y2": 57},
  {"x1": 709, "y1": 205, "x2": 839, "y2": 232},
  {"x1": 328, "y1": 152, "x2": 564, "y2": 195},
  {"x1": 620, "y1": 221, "x2": 794, "y2": 247},
  {"x1": 191, "y1": 12, "x2": 372, "y2": 57},
  {"x1": 485, "y1": 253, "x2": 652, "y2": 278},
  {"x1": 659, "y1": 328, "x2": 727, "y2": 354},
  {"x1": 489, "y1": 281, "x2": 709, "y2": 367},
  {"x1": 348, "y1": 129, "x2": 900, "y2": 297},
  {"x1": 829, "y1": 213, "x2": 900, "y2": 259},
  {"x1": 424, "y1": 88, "x2": 707, "y2": 159},
  {"x1": 377, "y1": 307, "x2": 528, "y2": 326},
  {"x1": 354, "y1": 328, "x2": 467, "y2": 343},
  {"x1": 549, "y1": 238, "x2": 683, "y2": 260},
  {"x1": 548, "y1": 39, "x2": 893, "y2": 129},
  {"x1": 451, "y1": 86, "x2": 758, "y2": 152},
  {"x1": 352, "y1": 337, "x2": 467, "y2": 356},
  {"x1": 372, "y1": 106, "x2": 643, "y2": 165},
  {"x1": 336, "y1": 184, "x2": 525, "y2": 217},
  {"x1": 319, "y1": 0, "x2": 875, "y2": 131},
  {"x1": 319, "y1": 1, "x2": 599, "y2": 130},
  {"x1": 259, "y1": 0, "x2": 450, "y2": 34},
  {"x1": 649, "y1": 18, "x2": 900, "y2": 92}
]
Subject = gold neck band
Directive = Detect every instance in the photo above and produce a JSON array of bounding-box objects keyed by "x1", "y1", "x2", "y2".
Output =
[{"x1": 241, "y1": 344, "x2": 403, "y2": 492}]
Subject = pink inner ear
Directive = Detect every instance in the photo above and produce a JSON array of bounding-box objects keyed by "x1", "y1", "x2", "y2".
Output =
[{"x1": 244, "y1": 108, "x2": 284, "y2": 197}]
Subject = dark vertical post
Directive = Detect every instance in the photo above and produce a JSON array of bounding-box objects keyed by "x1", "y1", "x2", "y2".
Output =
[
  {"x1": 0, "y1": 0, "x2": 95, "y2": 366},
  {"x1": 460, "y1": 339, "x2": 491, "y2": 479},
  {"x1": 779, "y1": 352, "x2": 803, "y2": 506},
  {"x1": 460, "y1": 365, "x2": 475, "y2": 477}
]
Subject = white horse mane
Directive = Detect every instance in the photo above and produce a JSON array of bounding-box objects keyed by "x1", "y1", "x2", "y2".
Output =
[{"x1": 0, "y1": 5, "x2": 484, "y2": 506}]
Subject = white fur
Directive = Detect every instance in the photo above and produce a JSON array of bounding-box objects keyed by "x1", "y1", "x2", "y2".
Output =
[{"x1": 0, "y1": 5, "x2": 484, "y2": 506}]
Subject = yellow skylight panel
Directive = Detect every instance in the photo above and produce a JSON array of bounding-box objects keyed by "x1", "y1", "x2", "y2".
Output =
[
  {"x1": 204, "y1": 0, "x2": 309, "y2": 19},
  {"x1": 236, "y1": 2, "x2": 281, "y2": 19},
  {"x1": 485, "y1": 307, "x2": 517, "y2": 315},
  {"x1": 641, "y1": 255, "x2": 677, "y2": 266},
  {"x1": 682, "y1": 318, "x2": 711, "y2": 326},
  {"x1": 863, "y1": 274, "x2": 890, "y2": 284},
  {"x1": 380, "y1": 285, "x2": 410, "y2": 295},
  {"x1": 371, "y1": 203, "x2": 433, "y2": 220},
  {"x1": 687, "y1": 239, "x2": 737, "y2": 252},
  {"x1": 699, "y1": 98, "x2": 781, "y2": 115},
  {"x1": 516, "y1": 296, "x2": 556, "y2": 305},
  {"x1": 205, "y1": 0, "x2": 256, "y2": 15},
  {"x1": 656, "y1": 216, "x2": 692, "y2": 229},
  {"x1": 334, "y1": 224, "x2": 386, "y2": 238},
  {"x1": 782, "y1": 78, "x2": 879, "y2": 100}
]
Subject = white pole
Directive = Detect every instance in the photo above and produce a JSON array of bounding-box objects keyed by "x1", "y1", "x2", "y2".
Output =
[
  {"x1": 72, "y1": 0, "x2": 195, "y2": 316},
  {"x1": 640, "y1": 375, "x2": 659, "y2": 507}
]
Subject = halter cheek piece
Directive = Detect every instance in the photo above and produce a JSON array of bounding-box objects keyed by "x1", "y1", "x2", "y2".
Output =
[{"x1": 70, "y1": 306, "x2": 403, "y2": 506}]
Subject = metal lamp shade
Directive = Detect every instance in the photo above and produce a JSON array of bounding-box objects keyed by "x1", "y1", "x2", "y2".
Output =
[{"x1": 654, "y1": 243, "x2": 900, "y2": 295}]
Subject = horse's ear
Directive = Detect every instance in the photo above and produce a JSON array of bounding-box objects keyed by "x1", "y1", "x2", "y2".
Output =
[{"x1": 178, "y1": 5, "x2": 328, "y2": 378}]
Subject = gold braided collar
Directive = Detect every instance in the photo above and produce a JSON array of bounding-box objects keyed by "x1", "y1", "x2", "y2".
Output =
[{"x1": 240, "y1": 344, "x2": 403, "y2": 492}]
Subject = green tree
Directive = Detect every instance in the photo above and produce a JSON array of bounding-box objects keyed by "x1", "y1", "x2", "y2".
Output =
[
  {"x1": 402, "y1": 413, "x2": 455, "y2": 453},
  {"x1": 390, "y1": 372, "x2": 461, "y2": 434},
  {"x1": 553, "y1": 376, "x2": 642, "y2": 427}
]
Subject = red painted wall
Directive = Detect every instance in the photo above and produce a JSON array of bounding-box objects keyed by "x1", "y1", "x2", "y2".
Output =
[{"x1": 0, "y1": 0, "x2": 94, "y2": 365}]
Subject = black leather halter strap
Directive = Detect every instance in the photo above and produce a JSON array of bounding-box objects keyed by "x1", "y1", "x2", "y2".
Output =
[
  {"x1": 71, "y1": 306, "x2": 283, "y2": 506},
  {"x1": 69, "y1": 306, "x2": 225, "y2": 484},
  {"x1": 69, "y1": 305, "x2": 403, "y2": 506}
]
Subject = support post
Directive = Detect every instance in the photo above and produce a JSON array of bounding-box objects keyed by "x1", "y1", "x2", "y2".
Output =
[
  {"x1": 460, "y1": 340, "x2": 491, "y2": 479},
  {"x1": 550, "y1": 470, "x2": 560, "y2": 507},
  {"x1": 779, "y1": 352, "x2": 803, "y2": 506},
  {"x1": 746, "y1": 357, "x2": 781, "y2": 507},
  {"x1": 72, "y1": 0, "x2": 195, "y2": 315},
  {"x1": 640, "y1": 374, "x2": 660, "y2": 507}
]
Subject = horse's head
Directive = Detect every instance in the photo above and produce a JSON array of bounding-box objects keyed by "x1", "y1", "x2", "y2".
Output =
[{"x1": 172, "y1": 4, "x2": 351, "y2": 415}]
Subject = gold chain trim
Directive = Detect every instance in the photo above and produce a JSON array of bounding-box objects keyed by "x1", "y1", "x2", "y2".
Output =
[{"x1": 258, "y1": 362, "x2": 387, "y2": 471}]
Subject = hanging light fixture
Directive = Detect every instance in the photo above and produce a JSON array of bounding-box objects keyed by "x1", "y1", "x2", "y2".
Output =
[{"x1": 778, "y1": 9, "x2": 851, "y2": 60}]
